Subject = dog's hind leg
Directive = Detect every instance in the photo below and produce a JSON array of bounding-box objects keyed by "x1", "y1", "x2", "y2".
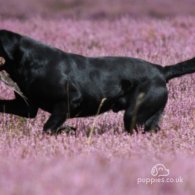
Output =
[
  {"x1": 123, "y1": 91, "x2": 145, "y2": 134},
  {"x1": 124, "y1": 82, "x2": 168, "y2": 134},
  {"x1": 144, "y1": 108, "x2": 164, "y2": 132},
  {"x1": 123, "y1": 110, "x2": 137, "y2": 134}
]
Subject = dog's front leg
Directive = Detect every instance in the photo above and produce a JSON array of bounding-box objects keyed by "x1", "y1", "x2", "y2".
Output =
[
  {"x1": 43, "y1": 102, "x2": 70, "y2": 134},
  {"x1": 0, "y1": 98, "x2": 38, "y2": 118}
]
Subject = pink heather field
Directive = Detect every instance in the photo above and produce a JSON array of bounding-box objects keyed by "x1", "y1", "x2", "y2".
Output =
[{"x1": 1, "y1": 1, "x2": 195, "y2": 195}]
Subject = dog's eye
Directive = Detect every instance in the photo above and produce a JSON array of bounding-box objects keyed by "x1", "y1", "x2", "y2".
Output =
[{"x1": 0, "y1": 57, "x2": 5, "y2": 65}]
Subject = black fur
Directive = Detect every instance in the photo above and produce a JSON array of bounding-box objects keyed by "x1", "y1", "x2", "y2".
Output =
[{"x1": 0, "y1": 30, "x2": 195, "y2": 134}]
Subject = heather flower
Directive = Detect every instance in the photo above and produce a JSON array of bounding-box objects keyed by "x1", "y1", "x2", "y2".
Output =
[{"x1": 0, "y1": 4, "x2": 195, "y2": 194}]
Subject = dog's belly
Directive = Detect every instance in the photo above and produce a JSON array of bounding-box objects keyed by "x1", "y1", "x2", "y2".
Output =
[
  {"x1": 72, "y1": 96, "x2": 127, "y2": 117},
  {"x1": 112, "y1": 97, "x2": 127, "y2": 112}
]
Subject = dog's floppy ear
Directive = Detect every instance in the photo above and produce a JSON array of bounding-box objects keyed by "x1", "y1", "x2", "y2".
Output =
[{"x1": 0, "y1": 30, "x2": 21, "y2": 60}]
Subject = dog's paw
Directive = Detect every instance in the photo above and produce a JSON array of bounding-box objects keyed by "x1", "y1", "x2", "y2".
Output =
[
  {"x1": 42, "y1": 128, "x2": 54, "y2": 135},
  {"x1": 143, "y1": 125, "x2": 161, "y2": 134},
  {"x1": 57, "y1": 126, "x2": 76, "y2": 134},
  {"x1": 42, "y1": 126, "x2": 76, "y2": 135}
]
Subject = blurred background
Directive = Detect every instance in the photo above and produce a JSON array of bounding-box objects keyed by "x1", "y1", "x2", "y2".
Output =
[{"x1": 0, "y1": 0, "x2": 195, "y2": 19}]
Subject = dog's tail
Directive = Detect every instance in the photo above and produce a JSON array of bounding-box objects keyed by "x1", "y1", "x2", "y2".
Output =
[{"x1": 163, "y1": 57, "x2": 195, "y2": 82}]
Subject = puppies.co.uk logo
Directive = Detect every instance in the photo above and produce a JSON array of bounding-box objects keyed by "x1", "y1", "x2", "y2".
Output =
[
  {"x1": 151, "y1": 163, "x2": 170, "y2": 177},
  {"x1": 137, "y1": 163, "x2": 183, "y2": 185}
]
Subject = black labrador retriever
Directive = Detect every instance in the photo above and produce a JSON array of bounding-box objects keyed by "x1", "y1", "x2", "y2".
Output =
[{"x1": 0, "y1": 29, "x2": 195, "y2": 134}]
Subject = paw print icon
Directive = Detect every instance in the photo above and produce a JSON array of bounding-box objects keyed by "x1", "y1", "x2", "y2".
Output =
[{"x1": 151, "y1": 164, "x2": 170, "y2": 177}]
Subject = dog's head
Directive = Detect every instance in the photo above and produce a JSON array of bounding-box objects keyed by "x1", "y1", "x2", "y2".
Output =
[
  {"x1": 0, "y1": 29, "x2": 21, "y2": 71},
  {"x1": 0, "y1": 30, "x2": 6, "y2": 71}
]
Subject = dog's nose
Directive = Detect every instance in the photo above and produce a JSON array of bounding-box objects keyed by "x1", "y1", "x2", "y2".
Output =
[{"x1": 0, "y1": 57, "x2": 5, "y2": 65}]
